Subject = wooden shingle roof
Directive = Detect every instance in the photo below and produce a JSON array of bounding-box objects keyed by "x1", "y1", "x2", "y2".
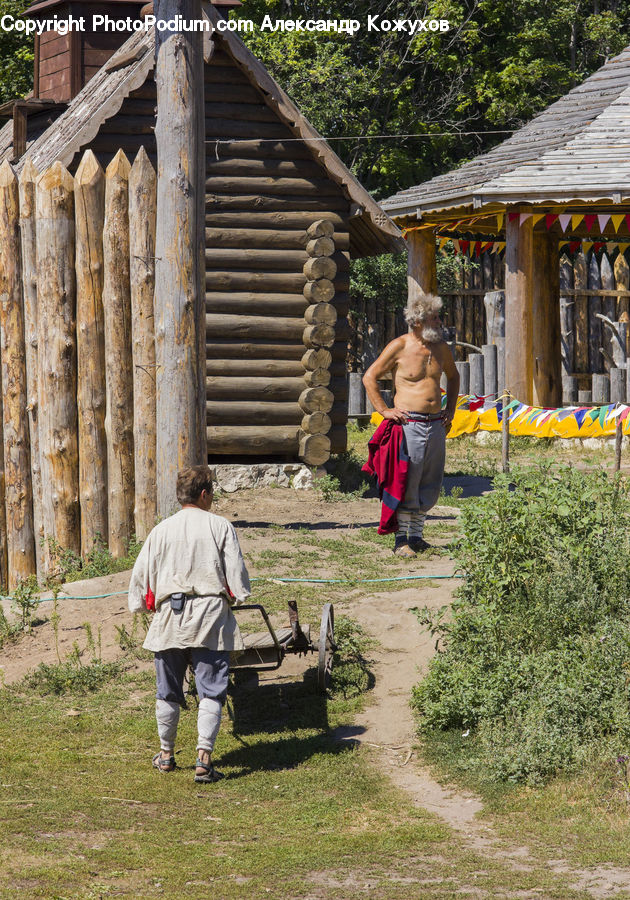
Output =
[
  {"x1": 11, "y1": 4, "x2": 402, "y2": 257},
  {"x1": 382, "y1": 45, "x2": 630, "y2": 218}
]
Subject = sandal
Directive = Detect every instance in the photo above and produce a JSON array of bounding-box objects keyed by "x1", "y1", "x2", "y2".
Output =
[
  {"x1": 152, "y1": 752, "x2": 176, "y2": 772},
  {"x1": 393, "y1": 541, "x2": 416, "y2": 558},
  {"x1": 194, "y1": 758, "x2": 225, "y2": 784}
]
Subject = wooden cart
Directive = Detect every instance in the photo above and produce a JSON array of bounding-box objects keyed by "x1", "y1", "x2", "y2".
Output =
[{"x1": 231, "y1": 599, "x2": 336, "y2": 694}]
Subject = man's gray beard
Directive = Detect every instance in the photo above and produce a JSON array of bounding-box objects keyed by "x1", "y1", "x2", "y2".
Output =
[{"x1": 421, "y1": 326, "x2": 443, "y2": 343}]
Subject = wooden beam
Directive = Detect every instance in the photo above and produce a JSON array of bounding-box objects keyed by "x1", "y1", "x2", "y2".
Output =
[
  {"x1": 154, "y1": 0, "x2": 206, "y2": 513},
  {"x1": 532, "y1": 231, "x2": 561, "y2": 407},
  {"x1": 505, "y1": 210, "x2": 534, "y2": 404},
  {"x1": 406, "y1": 229, "x2": 437, "y2": 305}
]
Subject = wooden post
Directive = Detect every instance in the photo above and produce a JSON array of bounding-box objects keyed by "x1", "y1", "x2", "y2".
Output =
[
  {"x1": 574, "y1": 252, "x2": 589, "y2": 374},
  {"x1": 103, "y1": 151, "x2": 134, "y2": 557},
  {"x1": 505, "y1": 210, "x2": 534, "y2": 404},
  {"x1": 0, "y1": 162, "x2": 35, "y2": 587},
  {"x1": 36, "y1": 162, "x2": 80, "y2": 561},
  {"x1": 615, "y1": 416, "x2": 623, "y2": 473},
  {"x1": 18, "y1": 160, "x2": 44, "y2": 578},
  {"x1": 532, "y1": 231, "x2": 561, "y2": 407},
  {"x1": 154, "y1": 0, "x2": 206, "y2": 516},
  {"x1": 406, "y1": 229, "x2": 437, "y2": 304},
  {"x1": 74, "y1": 150, "x2": 108, "y2": 556},
  {"x1": 588, "y1": 252, "x2": 603, "y2": 373},
  {"x1": 129, "y1": 147, "x2": 157, "y2": 541},
  {"x1": 559, "y1": 253, "x2": 574, "y2": 378},
  {"x1": 502, "y1": 391, "x2": 510, "y2": 474}
]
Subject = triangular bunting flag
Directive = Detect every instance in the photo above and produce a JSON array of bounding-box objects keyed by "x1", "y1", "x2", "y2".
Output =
[
  {"x1": 606, "y1": 242, "x2": 617, "y2": 254},
  {"x1": 460, "y1": 240, "x2": 469, "y2": 254},
  {"x1": 519, "y1": 213, "x2": 533, "y2": 226},
  {"x1": 583, "y1": 241, "x2": 593, "y2": 255},
  {"x1": 619, "y1": 243, "x2": 630, "y2": 254},
  {"x1": 532, "y1": 214, "x2": 544, "y2": 226},
  {"x1": 452, "y1": 239, "x2": 460, "y2": 254},
  {"x1": 584, "y1": 214, "x2": 598, "y2": 232},
  {"x1": 496, "y1": 213, "x2": 504, "y2": 230},
  {"x1": 597, "y1": 214, "x2": 611, "y2": 232},
  {"x1": 598, "y1": 405, "x2": 610, "y2": 428},
  {"x1": 573, "y1": 408, "x2": 589, "y2": 429},
  {"x1": 545, "y1": 214, "x2": 559, "y2": 229},
  {"x1": 559, "y1": 241, "x2": 569, "y2": 249},
  {"x1": 571, "y1": 214, "x2": 584, "y2": 231},
  {"x1": 508, "y1": 212, "x2": 519, "y2": 222},
  {"x1": 497, "y1": 242, "x2": 506, "y2": 253},
  {"x1": 612, "y1": 214, "x2": 625, "y2": 233},
  {"x1": 625, "y1": 214, "x2": 630, "y2": 232},
  {"x1": 438, "y1": 237, "x2": 448, "y2": 251},
  {"x1": 559, "y1": 214, "x2": 571, "y2": 232},
  {"x1": 569, "y1": 241, "x2": 581, "y2": 253},
  {"x1": 593, "y1": 242, "x2": 604, "y2": 254}
]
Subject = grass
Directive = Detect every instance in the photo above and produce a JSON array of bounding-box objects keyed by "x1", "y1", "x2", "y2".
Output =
[{"x1": 0, "y1": 660, "x2": 608, "y2": 900}]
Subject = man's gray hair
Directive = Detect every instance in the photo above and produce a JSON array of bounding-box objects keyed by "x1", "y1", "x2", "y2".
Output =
[{"x1": 404, "y1": 293, "x2": 443, "y2": 328}]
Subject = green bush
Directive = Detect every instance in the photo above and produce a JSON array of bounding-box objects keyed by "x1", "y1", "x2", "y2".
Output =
[{"x1": 412, "y1": 465, "x2": 630, "y2": 784}]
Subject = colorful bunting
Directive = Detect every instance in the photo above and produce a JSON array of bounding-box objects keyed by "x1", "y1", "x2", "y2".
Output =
[
  {"x1": 584, "y1": 213, "x2": 598, "y2": 232},
  {"x1": 519, "y1": 212, "x2": 533, "y2": 226},
  {"x1": 598, "y1": 214, "x2": 611, "y2": 232},
  {"x1": 559, "y1": 214, "x2": 571, "y2": 232},
  {"x1": 532, "y1": 213, "x2": 544, "y2": 226},
  {"x1": 572, "y1": 214, "x2": 585, "y2": 231},
  {"x1": 508, "y1": 212, "x2": 519, "y2": 222},
  {"x1": 545, "y1": 214, "x2": 559, "y2": 229},
  {"x1": 612, "y1": 214, "x2": 625, "y2": 233}
]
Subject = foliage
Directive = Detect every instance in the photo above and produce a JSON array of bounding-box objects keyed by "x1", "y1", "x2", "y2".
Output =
[
  {"x1": 236, "y1": 0, "x2": 630, "y2": 198},
  {"x1": 330, "y1": 615, "x2": 375, "y2": 698},
  {"x1": 412, "y1": 465, "x2": 630, "y2": 784},
  {"x1": 45, "y1": 534, "x2": 143, "y2": 583},
  {"x1": 0, "y1": 0, "x2": 33, "y2": 103}
]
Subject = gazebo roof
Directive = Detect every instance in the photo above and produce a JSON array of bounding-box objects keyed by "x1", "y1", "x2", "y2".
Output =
[{"x1": 382, "y1": 45, "x2": 630, "y2": 219}]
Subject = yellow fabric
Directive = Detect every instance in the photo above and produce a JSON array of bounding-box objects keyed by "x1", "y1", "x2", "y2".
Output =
[{"x1": 370, "y1": 405, "x2": 629, "y2": 439}]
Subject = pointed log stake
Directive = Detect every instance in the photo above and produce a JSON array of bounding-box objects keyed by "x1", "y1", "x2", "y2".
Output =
[
  {"x1": 36, "y1": 162, "x2": 80, "y2": 563},
  {"x1": 129, "y1": 148, "x2": 157, "y2": 540},
  {"x1": 18, "y1": 159, "x2": 43, "y2": 578},
  {"x1": 155, "y1": 0, "x2": 206, "y2": 515},
  {"x1": 0, "y1": 162, "x2": 35, "y2": 587},
  {"x1": 103, "y1": 150, "x2": 134, "y2": 557},
  {"x1": 75, "y1": 150, "x2": 108, "y2": 556}
]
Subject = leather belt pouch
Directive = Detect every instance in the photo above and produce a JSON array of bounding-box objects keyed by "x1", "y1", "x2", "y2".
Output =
[{"x1": 170, "y1": 592, "x2": 185, "y2": 612}]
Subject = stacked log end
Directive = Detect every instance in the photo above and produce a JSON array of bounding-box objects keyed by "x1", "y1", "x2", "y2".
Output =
[{"x1": 298, "y1": 221, "x2": 337, "y2": 466}]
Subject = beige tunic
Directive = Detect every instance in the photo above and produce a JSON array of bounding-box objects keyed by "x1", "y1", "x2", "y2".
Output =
[{"x1": 127, "y1": 507, "x2": 251, "y2": 652}]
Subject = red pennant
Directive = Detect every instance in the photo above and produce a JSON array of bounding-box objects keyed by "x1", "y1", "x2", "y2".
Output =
[
  {"x1": 469, "y1": 398, "x2": 484, "y2": 410},
  {"x1": 480, "y1": 241, "x2": 492, "y2": 252},
  {"x1": 474, "y1": 241, "x2": 482, "y2": 257},
  {"x1": 508, "y1": 212, "x2": 519, "y2": 222},
  {"x1": 545, "y1": 214, "x2": 559, "y2": 229},
  {"x1": 625, "y1": 214, "x2": 630, "y2": 233},
  {"x1": 621, "y1": 407, "x2": 630, "y2": 422},
  {"x1": 593, "y1": 241, "x2": 604, "y2": 254},
  {"x1": 569, "y1": 241, "x2": 581, "y2": 253},
  {"x1": 584, "y1": 214, "x2": 597, "y2": 232},
  {"x1": 460, "y1": 240, "x2": 469, "y2": 254}
]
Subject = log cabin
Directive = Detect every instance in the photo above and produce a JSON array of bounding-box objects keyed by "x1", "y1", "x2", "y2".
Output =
[{"x1": 0, "y1": 0, "x2": 403, "y2": 466}]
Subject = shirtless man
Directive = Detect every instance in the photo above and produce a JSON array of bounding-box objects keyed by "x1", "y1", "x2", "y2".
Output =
[{"x1": 363, "y1": 293, "x2": 459, "y2": 556}]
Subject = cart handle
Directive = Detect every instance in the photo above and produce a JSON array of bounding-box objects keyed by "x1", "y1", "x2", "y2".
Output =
[{"x1": 232, "y1": 603, "x2": 284, "y2": 670}]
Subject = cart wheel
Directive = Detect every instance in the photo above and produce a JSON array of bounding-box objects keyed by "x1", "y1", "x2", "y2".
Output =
[{"x1": 317, "y1": 603, "x2": 335, "y2": 694}]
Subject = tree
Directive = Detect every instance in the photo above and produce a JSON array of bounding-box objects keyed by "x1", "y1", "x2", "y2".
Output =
[{"x1": 0, "y1": 1, "x2": 34, "y2": 104}]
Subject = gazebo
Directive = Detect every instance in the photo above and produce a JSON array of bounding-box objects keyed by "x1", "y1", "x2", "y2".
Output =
[{"x1": 382, "y1": 44, "x2": 630, "y2": 407}]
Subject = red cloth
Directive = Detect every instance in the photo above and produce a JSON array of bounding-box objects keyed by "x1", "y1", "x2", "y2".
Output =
[
  {"x1": 362, "y1": 419, "x2": 409, "y2": 534},
  {"x1": 145, "y1": 586, "x2": 156, "y2": 612}
]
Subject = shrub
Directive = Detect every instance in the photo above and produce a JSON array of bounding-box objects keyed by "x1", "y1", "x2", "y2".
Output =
[{"x1": 412, "y1": 465, "x2": 630, "y2": 784}]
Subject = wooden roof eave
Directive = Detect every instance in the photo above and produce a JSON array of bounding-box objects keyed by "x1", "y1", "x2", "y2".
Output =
[
  {"x1": 202, "y1": 1, "x2": 404, "y2": 258},
  {"x1": 16, "y1": 28, "x2": 154, "y2": 174}
]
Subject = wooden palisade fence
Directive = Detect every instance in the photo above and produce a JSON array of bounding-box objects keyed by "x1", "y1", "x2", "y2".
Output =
[
  {"x1": 0, "y1": 149, "x2": 355, "y2": 589},
  {"x1": 0, "y1": 148, "x2": 158, "y2": 590}
]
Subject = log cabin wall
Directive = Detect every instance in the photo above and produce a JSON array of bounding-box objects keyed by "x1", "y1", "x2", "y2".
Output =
[
  {"x1": 202, "y1": 48, "x2": 351, "y2": 460},
  {"x1": 35, "y1": 46, "x2": 354, "y2": 462}
]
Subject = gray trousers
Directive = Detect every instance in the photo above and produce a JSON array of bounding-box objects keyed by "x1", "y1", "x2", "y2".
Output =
[{"x1": 398, "y1": 419, "x2": 446, "y2": 536}]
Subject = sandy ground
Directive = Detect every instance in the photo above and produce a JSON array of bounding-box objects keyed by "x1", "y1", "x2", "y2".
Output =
[{"x1": 2, "y1": 487, "x2": 630, "y2": 897}]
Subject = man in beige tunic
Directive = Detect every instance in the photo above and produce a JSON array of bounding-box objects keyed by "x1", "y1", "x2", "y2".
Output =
[{"x1": 128, "y1": 465, "x2": 251, "y2": 783}]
